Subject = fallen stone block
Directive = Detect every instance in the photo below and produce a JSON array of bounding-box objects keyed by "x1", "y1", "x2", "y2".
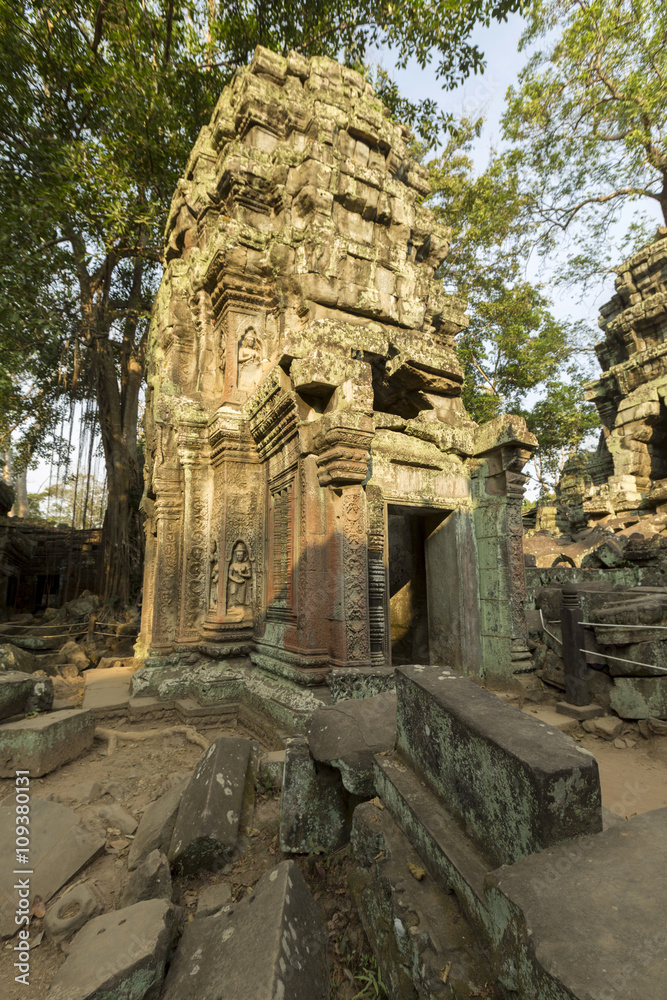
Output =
[
  {"x1": 582, "y1": 714, "x2": 623, "y2": 739},
  {"x1": 120, "y1": 850, "x2": 172, "y2": 907},
  {"x1": 0, "y1": 799, "x2": 105, "y2": 938},
  {"x1": 27, "y1": 675, "x2": 55, "y2": 713},
  {"x1": 0, "y1": 708, "x2": 95, "y2": 777},
  {"x1": 44, "y1": 883, "x2": 103, "y2": 947},
  {"x1": 328, "y1": 665, "x2": 396, "y2": 702},
  {"x1": 169, "y1": 736, "x2": 252, "y2": 874},
  {"x1": 60, "y1": 640, "x2": 90, "y2": 671},
  {"x1": 258, "y1": 749, "x2": 285, "y2": 790},
  {"x1": 394, "y1": 666, "x2": 602, "y2": 867},
  {"x1": 195, "y1": 881, "x2": 232, "y2": 918},
  {"x1": 0, "y1": 643, "x2": 38, "y2": 674},
  {"x1": 485, "y1": 807, "x2": 667, "y2": 1000},
  {"x1": 162, "y1": 860, "x2": 328, "y2": 1000},
  {"x1": 128, "y1": 778, "x2": 189, "y2": 871},
  {"x1": 97, "y1": 802, "x2": 138, "y2": 835},
  {"x1": 280, "y1": 735, "x2": 351, "y2": 853},
  {"x1": 0, "y1": 670, "x2": 35, "y2": 721},
  {"x1": 555, "y1": 701, "x2": 604, "y2": 721},
  {"x1": 610, "y1": 676, "x2": 667, "y2": 719},
  {"x1": 97, "y1": 655, "x2": 136, "y2": 670},
  {"x1": 607, "y1": 641, "x2": 667, "y2": 677},
  {"x1": 307, "y1": 691, "x2": 396, "y2": 795},
  {"x1": 46, "y1": 898, "x2": 176, "y2": 1000}
]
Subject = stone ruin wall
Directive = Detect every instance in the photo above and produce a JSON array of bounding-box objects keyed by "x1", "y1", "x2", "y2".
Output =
[
  {"x1": 570, "y1": 227, "x2": 667, "y2": 518},
  {"x1": 138, "y1": 46, "x2": 536, "y2": 679}
]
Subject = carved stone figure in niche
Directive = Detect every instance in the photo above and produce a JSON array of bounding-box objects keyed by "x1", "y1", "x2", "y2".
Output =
[
  {"x1": 227, "y1": 541, "x2": 252, "y2": 615},
  {"x1": 208, "y1": 540, "x2": 219, "y2": 609},
  {"x1": 237, "y1": 327, "x2": 263, "y2": 392}
]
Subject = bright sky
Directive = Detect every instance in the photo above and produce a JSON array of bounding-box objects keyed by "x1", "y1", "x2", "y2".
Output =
[{"x1": 375, "y1": 12, "x2": 661, "y2": 331}]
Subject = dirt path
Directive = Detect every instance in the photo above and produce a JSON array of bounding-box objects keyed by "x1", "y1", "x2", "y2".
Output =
[{"x1": 0, "y1": 719, "x2": 375, "y2": 1000}]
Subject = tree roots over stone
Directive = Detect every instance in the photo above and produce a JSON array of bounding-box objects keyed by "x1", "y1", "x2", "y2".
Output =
[{"x1": 94, "y1": 725, "x2": 210, "y2": 755}]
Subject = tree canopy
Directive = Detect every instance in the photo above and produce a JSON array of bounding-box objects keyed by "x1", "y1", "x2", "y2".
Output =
[
  {"x1": 424, "y1": 120, "x2": 601, "y2": 490},
  {"x1": 0, "y1": 0, "x2": 526, "y2": 600},
  {"x1": 503, "y1": 0, "x2": 667, "y2": 287}
]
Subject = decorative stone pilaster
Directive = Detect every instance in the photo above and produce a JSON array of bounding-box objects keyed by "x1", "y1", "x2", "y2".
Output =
[
  {"x1": 333, "y1": 486, "x2": 371, "y2": 666},
  {"x1": 504, "y1": 466, "x2": 533, "y2": 671},
  {"x1": 471, "y1": 416, "x2": 537, "y2": 679},
  {"x1": 176, "y1": 445, "x2": 209, "y2": 644},
  {"x1": 150, "y1": 476, "x2": 183, "y2": 651}
]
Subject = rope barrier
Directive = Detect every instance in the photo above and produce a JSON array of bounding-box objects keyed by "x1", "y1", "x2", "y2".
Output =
[
  {"x1": 580, "y1": 621, "x2": 667, "y2": 630},
  {"x1": 580, "y1": 649, "x2": 667, "y2": 674},
  {"x1": 0, "y1": 620, "x2": 135, "y2": 631}
]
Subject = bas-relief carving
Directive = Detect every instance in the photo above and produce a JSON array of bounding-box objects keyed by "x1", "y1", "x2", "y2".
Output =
[
  {"x1": 142, "y1": 46, "x2": 536, "y2": 677},
  {"x1": 237, "y1": 327, "x2": 263, "y2": 393},
  {"x1": 226, "y1": 541, "x2": 252, "y2": 617}
]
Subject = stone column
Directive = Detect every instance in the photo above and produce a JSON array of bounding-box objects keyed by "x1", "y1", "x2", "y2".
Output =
[
  {"x1": 471, "y1": 416, "x2": 537, "y2": 679},
  {"x1": 150, "y1": 476, "x2": 183, "y2": 651},
  {"x1": 505, "y1": 467, "x2": 533, "y2": 672}
]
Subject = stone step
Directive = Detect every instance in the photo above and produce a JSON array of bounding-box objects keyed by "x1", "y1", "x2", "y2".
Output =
[
  {"x1": 169, "y1": 736, "x2": 253, "y2": 874},
  {"x1": 373, "y1": 751, "x2": 492, "y2": 938},
  {"x1": 394, "y1": 664, "x2": 602, "y2": 866},
  {"x1": 82, "y1": 665, "x2": 133, "y2": 718},
  {"x1": 162, "y1": 860, "x2": 328, "y2": 1000},
  {"x1": 486, "y1": 807, "x2": 667, "y2": 1000},
  {"x1": 351, "y1": 799, "x2": 496, "y2": 1000},
  {"x1": 0, "y1": 708, "x2": 95, "y2": 777}
]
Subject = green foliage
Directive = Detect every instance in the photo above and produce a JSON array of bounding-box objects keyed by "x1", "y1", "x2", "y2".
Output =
[
  {"x1": 503, "y1": 0, "x2": 667, "y2": 287},
  {"x1": 516, "y1": 377, "x2": 601, "y2": 493},
  {"x1": 0, "y1": 0, "x2": 527, "y2": 598},
  {"x1": 426, "y1": 121, "x2": 591, "y2": 423},
  {"x1": 353, "y1": 954, "x2": 388, "y2": 999},
  {"x1": 27, "y1": 474, "x2": 107, "y2": 527}
]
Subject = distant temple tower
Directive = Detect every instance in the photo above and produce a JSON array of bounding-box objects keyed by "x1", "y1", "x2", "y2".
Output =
[
  {"x1": 585, "y1": 228, "x2": 667, "y2": 509},
  {"x1": 138, "y1": 46, "x2": 536, "y2": 682}
]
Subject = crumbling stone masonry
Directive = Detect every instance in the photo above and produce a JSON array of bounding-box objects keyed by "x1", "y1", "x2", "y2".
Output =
[
  {"x1": 138, "y1": 46, "x2": 537, "y2": 682},
  {"x1": 585, "y1": 227, "x2": 667, "y2": 511}
]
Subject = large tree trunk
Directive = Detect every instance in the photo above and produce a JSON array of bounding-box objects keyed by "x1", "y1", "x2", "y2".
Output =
[
  {"x1": 91, "y1": 325, "x2": 145, "y2": 605},
  {"x1": 70, "y1": 228, "x2": 148, "y2": 605},
  {"x1": 14, "y1": 469, "x2": 28, "y2": 518}
]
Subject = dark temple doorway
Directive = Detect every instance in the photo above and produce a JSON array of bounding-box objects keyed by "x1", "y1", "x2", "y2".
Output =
[{"x1": 387, "y1": 505, "x2": 448, "y2": 666}]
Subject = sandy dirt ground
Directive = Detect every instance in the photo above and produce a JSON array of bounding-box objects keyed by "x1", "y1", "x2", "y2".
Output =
[
  {"x1": 0, "y1": 718, "x2": 377, "y2": 1000},
  {"x1": 1, "y1": 702, "x2": 665, "y2": 999}
]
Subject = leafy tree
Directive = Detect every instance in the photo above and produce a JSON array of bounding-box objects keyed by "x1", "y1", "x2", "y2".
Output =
[
  {"x1": 28, "y1": 474, "x2": 107, "y2": 527},
  {"x1": 517, "y1": 377, "x2": 601, "y2": 494},
  {"x1": 502, "y1": 0, "x2": 667, "y2": 287},
  {"x1": 425, "y1": 122, "x2": 591, "y2": 423},
  {"x1": 1, "y1": 0, "x2": 524, "y2": 603}
]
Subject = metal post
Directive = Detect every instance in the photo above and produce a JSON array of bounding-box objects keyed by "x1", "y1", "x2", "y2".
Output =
[{"x1": 560, "y1": 585, "x2": 589, "y2": 706}]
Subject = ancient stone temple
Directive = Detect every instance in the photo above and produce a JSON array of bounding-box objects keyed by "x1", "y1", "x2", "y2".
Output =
[
  {"x1": 137, "y1": 46, "x2": 536, "y2": 682},
  {"x1": 585, "y1": 228, "x2": 667, "y2": 508}
]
